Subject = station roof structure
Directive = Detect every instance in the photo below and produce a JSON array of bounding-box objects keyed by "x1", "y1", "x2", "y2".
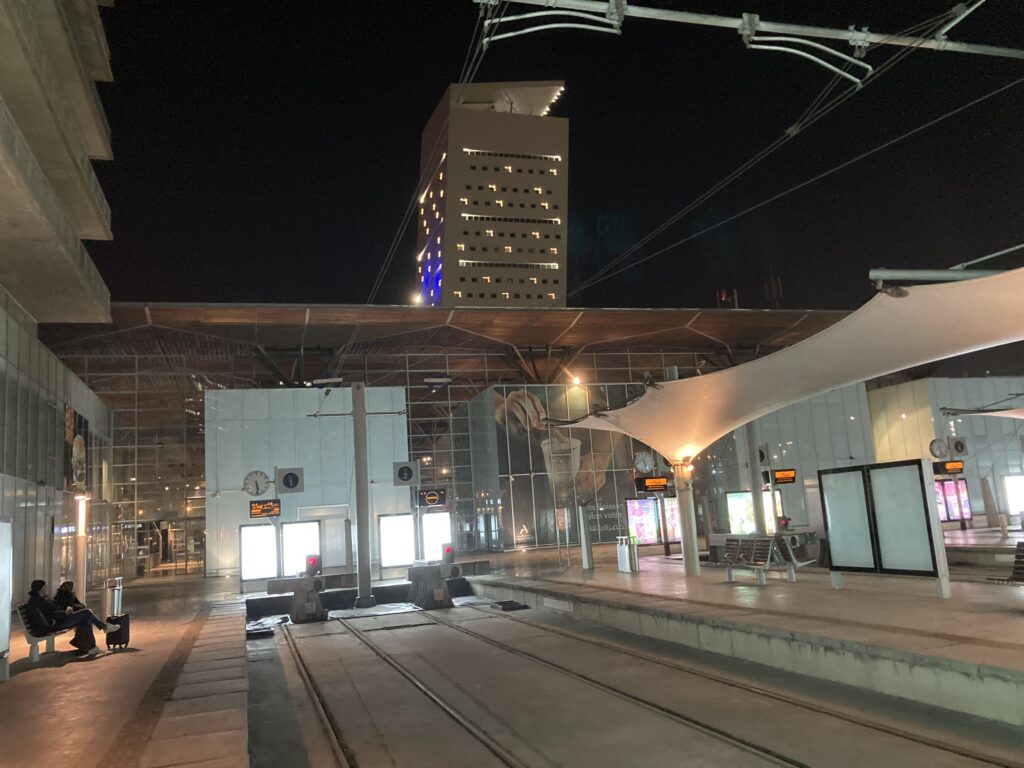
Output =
[{"x1": 41, "y1": 302, "x2": 848, "y2": 391}]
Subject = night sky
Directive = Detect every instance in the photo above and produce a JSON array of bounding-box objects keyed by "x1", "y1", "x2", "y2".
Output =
[{"x1": 88, "y1": 1, "x2": 1024, "y2": 311}]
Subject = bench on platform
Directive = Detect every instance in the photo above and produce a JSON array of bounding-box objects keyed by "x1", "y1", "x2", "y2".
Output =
[
  {"x1": 719, "y1": 535, "x2": 812, "y2": 585},
  {"x1": 16, "y1": 604, "x2": 71, "y2": 662},
  {"x1": 986, "y1": 541, "x2": 1024, "y2": 587}
]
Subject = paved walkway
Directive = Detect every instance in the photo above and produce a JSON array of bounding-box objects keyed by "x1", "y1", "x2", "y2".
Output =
[
  {"x1": 1, "y1": 576, "x2": 246, "y2": 768},
  {"x1": 944, "y1": 525, "x2": 1024, "y2": 548}
]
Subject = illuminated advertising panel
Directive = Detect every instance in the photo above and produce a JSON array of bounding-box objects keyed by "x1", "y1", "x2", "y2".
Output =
[
  {"x1": 625, "y1": 498, "x2": 660, "y2": 545},
  {"x1": 725, "y1": 491, "x2": 781, "y2": 535}
]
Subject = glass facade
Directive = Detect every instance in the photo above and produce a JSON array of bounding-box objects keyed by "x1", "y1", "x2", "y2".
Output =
[
  {"x1": 465, "y1": 383, "x2": 650, "y2": 550},
  {"x1": 0, "y1": 285, "x2": 113, "y2": 599}
]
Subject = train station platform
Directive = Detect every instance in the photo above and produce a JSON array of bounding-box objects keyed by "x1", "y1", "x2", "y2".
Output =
[
  {"x1": 1, "y1": 577, "x2": 249, "y2": 768},
  {"x1": 944, "y1": 525, "x2": 1024, "y2": 567},
  {"x1": 469, "y1": 557, "x2": 1024, "y2": 728}
]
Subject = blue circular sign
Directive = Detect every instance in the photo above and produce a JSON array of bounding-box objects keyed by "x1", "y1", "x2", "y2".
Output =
[{"x1": 282, "y1": 472, "x2": 300, "y2": 488}]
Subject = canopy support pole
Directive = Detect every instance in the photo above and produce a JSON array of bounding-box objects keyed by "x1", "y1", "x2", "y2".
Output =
[
  {"x1": 744, "y1": 422, "x2": 768, "y2": 534},
  {"x1": 671, "y1": 462, "x2": 700, "y2": 576},
  {"x1": 352, "y1": 383, "x2": 376, "y2": 608}
]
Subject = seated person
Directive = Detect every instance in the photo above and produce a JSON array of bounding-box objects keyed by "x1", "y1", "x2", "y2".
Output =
[
  {"x1": 54, "y1": 581, "x2": 86, "y2": 612},
  {"x1": 26, "y1": 579, "x2": 119, "y2": 657}
]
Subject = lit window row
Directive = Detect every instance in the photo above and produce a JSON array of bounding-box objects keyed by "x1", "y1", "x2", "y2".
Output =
[
  {"x1": 457, "y1": 260, "x2": 559, "y2": 270},
  {"x1": 461, "y1": 230, "x2": 562, "y2": 240},
  {"x1": 454, "y1": 291, "x2": 558, "y2": 300},
  {"x1": 468, "y1": 164, "x2": 555, "y2": 176},
  {"x1": 462, "y1": 147, "x2": 562, "y2": 162},
  {"x1": 464, "y1": 184, "x2": 559, "y2": 198},
  {"x1": 461, "y1": 214, "x2": 560, "y2": 224},
  {"x1": 458, "y1": 276, "x2": 560, "y2": 286},
  {"x1": 455, "y1": 245, "x2": 560, "y2": 255}
]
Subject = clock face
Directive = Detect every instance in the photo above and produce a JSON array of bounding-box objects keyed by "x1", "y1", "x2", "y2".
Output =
[
  {"x1": 633, "y1": 451, "x2": 656, "y2": 474},
  {"x1": 242, "y1": 470, "x2": 271, "y2": 496}
]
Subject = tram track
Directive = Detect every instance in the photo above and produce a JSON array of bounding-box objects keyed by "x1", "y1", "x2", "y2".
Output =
[
  {"x1": 283, "y1": 604, "x2": 1022, "y2": 767},
  {"x1": 454, "y1": 603, "x2": 1024, "y2": 768},
  {"x1": 337, "y1": 613, "x2": 809, "y2": 768}
]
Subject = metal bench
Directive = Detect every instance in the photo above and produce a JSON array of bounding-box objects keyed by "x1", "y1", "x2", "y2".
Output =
[
  {"x1": 986, "y1": 541, "x2": 1024, "y2": 587},
  {"x1": 16, "y1": 604, "x2": 71, "y2": 662},
  {"x1": 720, "y1": 535, "x2": 811, "y2": 585}
]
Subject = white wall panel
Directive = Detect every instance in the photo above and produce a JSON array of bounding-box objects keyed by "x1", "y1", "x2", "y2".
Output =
[
  {"x1": 242, "y1": 420, "x2": 271, "y2": 479},
  {"x1": 269, "y1": 418, "x2": 297, "y2": 469},
  {"x1": 215, "y1": 420, "x2": 244, "y2": 492},
  {"x1": 205, "y1": 386, "x2": 407, "y2": 575},
  {"x1": 242, "y1": 389, "x2": 268, "y2": 420}
]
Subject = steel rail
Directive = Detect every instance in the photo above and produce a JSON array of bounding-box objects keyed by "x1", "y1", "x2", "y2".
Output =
[
  {"x1": 280, "y1": 623, "x2": 355, "y2": 768},
  {"x1": 459, "y1": 602, "x2": 1024, "y2": 768},
  {"x1": 423, "y1": 611, "x2": 808, "y2": 767},
  {"x1": 335, "y1": 617, "x2": 531, "y2": 768}
]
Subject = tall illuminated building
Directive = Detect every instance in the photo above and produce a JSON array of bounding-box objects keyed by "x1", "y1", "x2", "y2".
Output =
[{"x1": 415, "y1": 81, "x2": 568, "y2": 308}]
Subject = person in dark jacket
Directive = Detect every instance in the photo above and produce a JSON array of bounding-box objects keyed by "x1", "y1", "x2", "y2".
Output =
[
  {"x1": 27, "y1": 579, "x2": 118, "y2": 657},
  {"x1": 54, "y1": 581, "x2": 87, "y2": 611},
  {"x1": 53, "y1": 581, "x2": 92, "y2": 651}
]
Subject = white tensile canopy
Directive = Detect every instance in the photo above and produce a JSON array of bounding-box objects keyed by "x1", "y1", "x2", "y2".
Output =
[
  {"x1": 984, "y1": 408, "x2": 1024, "y2": 420},
  {"x1": 568, "y1": 267, "x2": 1024, "y2": 465}
]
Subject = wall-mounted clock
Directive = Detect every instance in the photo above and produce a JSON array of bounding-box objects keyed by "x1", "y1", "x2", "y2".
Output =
[
  {"x1": 633, "y1": 451, "x2": 656, "y2": 474},
  {"x1": 242, "y1": 470, "x2": 271, "y2": 496}
]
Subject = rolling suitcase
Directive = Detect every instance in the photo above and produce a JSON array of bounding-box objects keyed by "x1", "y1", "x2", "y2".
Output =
[{"x1": 105, "y1": 613, "x2": 130, "y2": 650}]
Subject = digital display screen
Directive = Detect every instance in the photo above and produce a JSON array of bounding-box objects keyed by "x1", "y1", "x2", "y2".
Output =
[
  {"x1": 773, "y1": 469, "x2": 797, "y2": 484},
  {"x1": 250, "y1": 499, "x2": 281, "y2": 518}
]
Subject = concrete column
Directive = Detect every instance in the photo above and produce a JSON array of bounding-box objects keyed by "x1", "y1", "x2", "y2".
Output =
[
  {"x1": 74, "y1": 495, "x2": 88, "y2": 594},
  {"x1": 980, "y1": 476, "x2": 1000, "y2": 528},
  {"x1": 744, "y1": 421, "x2": 767, "y2": 534},
  {"x1": 352, "y1": 383, "x2": 375, "y2": 608},
  {"x1": 577, "y1": 505, "x2": 593, "y2": 570},
  {"x1": 671, "y1": 463, "x2": 700, "y2": 576}
]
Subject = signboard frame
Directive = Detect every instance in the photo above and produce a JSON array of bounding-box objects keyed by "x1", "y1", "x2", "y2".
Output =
[
  {"x1": 249, "y1": 499, "x2": 282, "y2": 519},
  {"x1": 417, "y1": 488, "x2": 447, "y2": 507},
  {"x1": 772, "y1": 468, "x2": 797, "y2": 485},
  {"x1": 634, "y1": 476, "x2": 671, "y2": 493}
]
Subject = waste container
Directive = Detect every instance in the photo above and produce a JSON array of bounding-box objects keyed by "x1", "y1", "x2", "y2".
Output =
[
  {"x1": 102, "y1": 577, "x2": 123, "y2": 618},
  {"x1": 616, "y1": 536, "x2": 640, "y2": 573}
]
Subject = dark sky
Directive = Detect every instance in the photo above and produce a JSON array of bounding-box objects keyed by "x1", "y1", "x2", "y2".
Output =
[{"x1": 88, "y1": 1, "x2": 1024, "y2": 311}]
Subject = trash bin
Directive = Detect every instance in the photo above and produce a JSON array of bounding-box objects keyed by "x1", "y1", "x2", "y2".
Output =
[
  {"x1": 616, "y1": 536, "x2": 640, "y2": 573},
  {"x1": 102, "y1": 577, "x2": 123, "y2": 619}
]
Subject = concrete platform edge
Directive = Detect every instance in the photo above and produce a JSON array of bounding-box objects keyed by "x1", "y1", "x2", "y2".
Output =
[{"x1": 469, "y1": 578, "x2": 1024, "y2": 727}]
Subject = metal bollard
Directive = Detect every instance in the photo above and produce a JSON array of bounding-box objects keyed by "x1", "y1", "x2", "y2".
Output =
[{"x1": 102, "y1": 577, "x2": 123, "y2": 618}]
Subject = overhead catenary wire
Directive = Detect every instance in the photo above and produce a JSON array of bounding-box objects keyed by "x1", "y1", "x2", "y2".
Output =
[
  {"x1": 570, "y1": 7, "x2": 958, "y2": 296},
  {"x1": 575, "y1": 72, "x2": 1024, "y2": 291}
]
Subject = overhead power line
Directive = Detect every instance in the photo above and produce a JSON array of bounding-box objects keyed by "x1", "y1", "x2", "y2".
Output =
[
  {"x1": 570, "y1": 8, "x2": 956, "y2": 296},
  {"x1": 574, "y1": 72, "x2": 1024, "y2": 293}
]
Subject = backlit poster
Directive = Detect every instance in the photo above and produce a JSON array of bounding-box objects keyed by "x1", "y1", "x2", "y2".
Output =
[
  {"x1": 625, "y1": 498, "x2": 659, "y2": 544},
  {"x1": 725, "y1": 491, "x2": 781, "y2": 535},
  {"x1": 934, "y1": 481, "x2": 948, "y2": 522},
  {"x1": 662, "y1": 497, "x2": 681, "y2": 542},
  {"x1": 935, "y1": 479, "x2": 972, "y2": 521}
]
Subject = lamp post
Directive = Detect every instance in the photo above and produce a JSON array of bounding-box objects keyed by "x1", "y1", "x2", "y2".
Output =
[{"x1": 74, "y1": 493, "x2": 90, "y2": 594}]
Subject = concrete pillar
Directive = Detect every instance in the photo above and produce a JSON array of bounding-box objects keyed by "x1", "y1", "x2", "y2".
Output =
[
  {"x1": 744, "y1": 421, "x2": 767, "y2": 534},
  {"x1": 980, "y1": 476, "x2": 1000, "y2": 528},
  {"x1": 352, "y1": 383, "x2": 375, "y2": 608},
  {"x1": 672, "y1": 463, "x2": 700, "y2": 576},
  {"x1": 577, "y1": 505, "x2": 593, "y2": 570}
]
